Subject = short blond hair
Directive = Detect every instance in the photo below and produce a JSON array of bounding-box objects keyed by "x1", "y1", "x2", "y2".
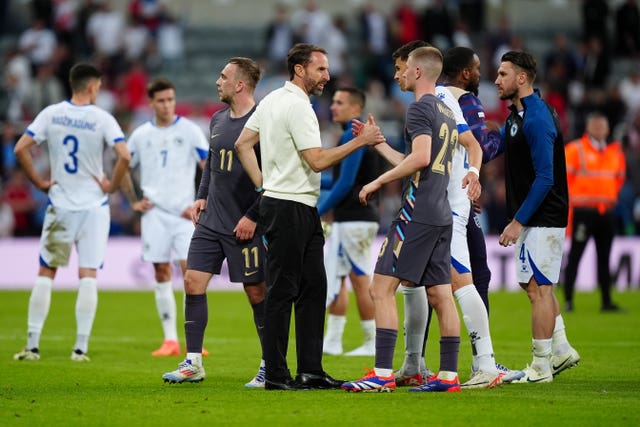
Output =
[{"x1": 408, "y1": 46, "x2": 443, "y2": 81}]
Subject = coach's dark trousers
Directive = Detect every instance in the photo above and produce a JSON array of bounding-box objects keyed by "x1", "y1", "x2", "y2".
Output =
[
  {"x1": 564, "y1": 207, "x2": 616, "y2": 307},
  {"x1": 260, "y1": 196, "x2": 327, "y2": 382}
]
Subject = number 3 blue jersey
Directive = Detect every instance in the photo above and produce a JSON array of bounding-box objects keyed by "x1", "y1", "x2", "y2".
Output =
[{"x1": 26, "y1": 100, "x2": 126, "y2": 210}]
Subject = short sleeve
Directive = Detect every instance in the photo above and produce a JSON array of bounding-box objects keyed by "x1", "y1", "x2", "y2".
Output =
[
  {"x1": 405, "y1": 101, "x2": 434, "y2": 142},
  {"x1": 245, "y1": 104, "x2": 261, "y2": 132},
  {"x1": 191, "y1": 123, "x2": 209, "y2": 161},
  {"x1": 25, "y1": 106, "x2": 53, "y2": 144},
  {"x1": 127, "y1": 128, "x2": 140, "y2": 168},
  {"x1": 102, "y1": 111, "x2": 125, "y2": 146}
]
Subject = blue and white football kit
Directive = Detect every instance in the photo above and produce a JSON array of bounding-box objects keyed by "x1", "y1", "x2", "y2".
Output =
[
  {"x1": 27, "y1": 101, "x2": 126, "y2": 269},
  {"x1": 128, "y1": 116, "x2": 208, "y2": 263}
]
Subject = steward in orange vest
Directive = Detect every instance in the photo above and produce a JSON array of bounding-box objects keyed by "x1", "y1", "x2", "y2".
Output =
[
  {"x1": 565, "y1": 129, "x2": 625, "y2": 217},
  {"x1": 563, "y1": 113, "x2": 626, "y2": 312}
]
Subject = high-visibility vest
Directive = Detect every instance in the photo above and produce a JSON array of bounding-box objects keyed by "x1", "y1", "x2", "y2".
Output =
[{"x1": 565, "y1": 134, "x2": 626, "y2": 214}]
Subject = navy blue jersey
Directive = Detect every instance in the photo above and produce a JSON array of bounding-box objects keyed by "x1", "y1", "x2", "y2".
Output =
[
  {"x1": 317, "y1": 120, "x2": 381, "y2": 222},
  {"x1": 456, "y1": 90, "x2": 503, "y2": 163},
  {"x1": 503, "y1": 91, "x2": 568, "y2": 227},
  {"x1": 400, "y1": 94, "x2": 456, "y2": 226},
  {"x1": 197, "y1": 106, "x2": 260, "y2": 235}
]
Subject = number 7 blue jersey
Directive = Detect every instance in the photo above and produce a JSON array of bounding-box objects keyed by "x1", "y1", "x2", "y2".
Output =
[
  {"x1": 26, "y1": 100, "x2": 126, "y2": 210},
  {"x1": 127, "y1": 116, "x2": 209, "y2": 215}
]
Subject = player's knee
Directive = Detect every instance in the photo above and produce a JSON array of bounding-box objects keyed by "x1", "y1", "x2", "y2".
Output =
[
  {"x1": 183, "y1": 272, "x2": 206, "y2": 295},
  {"x1": 154, "y1": 263, "x2": 172, "y2": 282},
  {"x1": 247, "y1": 294, "x2": 264, "y2": 305},
  {"x1": 243, "y1": 282, "x2": 265, "y2": 304},
  {"x1": 369, "y1": 284, "x2": 387, "y2": 302},
  {"x1": 38, "y1": 265, "x2": 56, "y2": 279},
  {"x1": 523, "y1": 280, "x2": 550, "y2": 302}
]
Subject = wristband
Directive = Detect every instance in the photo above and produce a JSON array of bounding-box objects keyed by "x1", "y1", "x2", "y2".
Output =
[
  {"x1": 255, "y1": 186, "x2": 263, "y2": 193},
  {"x1": 468, "y1": 166, "x2": 480, "y2": 177}
]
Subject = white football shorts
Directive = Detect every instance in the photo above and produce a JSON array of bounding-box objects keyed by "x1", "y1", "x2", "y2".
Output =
[
  {"x1": 450, "y1": 212, "x2": 471, "y2": 274},
  {"x1": 39, "y1": 203, "x2": 110, "y2": 269},
  {"x1": 325, "y1": 221, "x2": 378, "y2": 306},
  {"x1": 141, "y1": 207, "x2": 194, "y2": 263},
  {"x1": 515, "y1": 226, "x2": 566, "y2": 285}
]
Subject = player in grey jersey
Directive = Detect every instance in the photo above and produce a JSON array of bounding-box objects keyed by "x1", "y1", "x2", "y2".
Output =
[
  {"x1": 162, "y1": 58, "x2": 266, "y2": 387},
  {"x1": 342, "y1": 47, "x2": 461, "y2": 393}
]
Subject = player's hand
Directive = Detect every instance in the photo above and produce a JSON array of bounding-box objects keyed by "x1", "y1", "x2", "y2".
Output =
[
  {"x1": 36, "y1": 179, "x2": 56, "y2": 193},
  {"x1": 360, "y1": 114, "x2": 385, "y2": 146},
  {"x1": 461, "y1": 171, "x2": 481, "y2": 201},
  {"x1": 351, "y1": 118, "x2": 365, "y2": 137},
  {"x1": 94, "y1": 175, "x2": 112, "y2": 193},
  {"x1": 359, "y1": 179, "x2": 382, "y2": 206},
  {"x1": 180, "y1": 205, "x2": 193, "y2": 220},
  {"x1": 472, "y1": 199, "x2": 482, "y2": 214},
  {"x1": 499, "y1": 219, "x2": 523, "y2": 247},
  {"x1": 233, "y1": 215, "x2": 256, "y2": 242},
  {"x1": 132, "y1": 197, "x2": 154, "y2": 213},
  {"x1": 95, "y1": 174, "x2": 122, "y2": 194},
  {"x1": 191, "y1": 199, "x2": 206, "y2": 226}
]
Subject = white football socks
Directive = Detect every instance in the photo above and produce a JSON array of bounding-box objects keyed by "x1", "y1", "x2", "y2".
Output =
[
  {"x1": 373, "y1": 368, "x2": 393, "y2": 377},
  {"x1": 454, "y1": 284, "x2": 497, "y2": 374},
  {"x1": 155, "y1": 281, "x2": 178, "y2": 341},
  {"x1": 186, "y1": 352, "x2": 202, "y2": 367},
  {"x1": 27, "y1": 276, "x2": 53, "y2": 349},
  {"x1": 552, "y1": 314, "x2": 571, "y2": 355},
  {"x1": 532, "y1": 338, "x2": 553, "y2": 373},
  {"x1": 74, "y1": 277, "x2": 98, "y2": 353},
  {"x1": 324, "y1": 314, "x2": 346, "y2": 353},
  {"x1": 360, "y1": 319, "x2": 375, "y2": 344}
]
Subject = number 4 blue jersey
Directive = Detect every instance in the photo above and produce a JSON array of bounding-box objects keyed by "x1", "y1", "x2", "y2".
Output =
[{"x1": 26, "y1": 100, "x2": 126, "y2": 210}]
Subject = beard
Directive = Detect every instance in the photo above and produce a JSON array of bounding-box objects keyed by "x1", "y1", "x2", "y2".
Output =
[
  {"x1": 310, "y1": 82, "x2": 324, "y2": 96},
  {"x1": 304, "y1": 76, "x2": 325, "y2": 96},
  {"x1": 467, "y1": 81, "x2": 479, "y2": 96},
  {"x1": 499, "y1": 86, "x2": 518, "y2": 101},
  {"x1": 218, "y1": 91, "x2": 231, "y2": 104}
]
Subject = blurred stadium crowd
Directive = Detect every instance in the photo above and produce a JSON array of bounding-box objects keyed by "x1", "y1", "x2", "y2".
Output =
[{"x1": 1, "y1": 0, "x2": 639, "y2": 238}]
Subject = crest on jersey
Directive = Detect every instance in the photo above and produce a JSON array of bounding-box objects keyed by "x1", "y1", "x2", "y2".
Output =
[
  {"x1": 174, "y1": 137, "x2": 184, "y2": 145},
  {"x1": 509, "y1": 123, "x2": 519, "y2": 137}
]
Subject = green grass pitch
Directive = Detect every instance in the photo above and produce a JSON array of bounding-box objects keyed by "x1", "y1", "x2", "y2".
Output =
[{"x1": 1, "y1": 288, "x2": 639, "y2": 426}]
